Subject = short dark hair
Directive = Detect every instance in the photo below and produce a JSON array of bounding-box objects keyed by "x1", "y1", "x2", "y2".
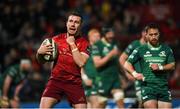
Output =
[
  {"x1": 67, "y1": 11, "x2": 83, "y2": 23},
  {"x1": 141, "y1": 25, "x2": 148, "y2": 32},
  {"x1": 101, "y1": 26, "x2": 114, "y2": 36},
  {"x1": 145, "y1": 23, "x2": 161, "y2": 33}
]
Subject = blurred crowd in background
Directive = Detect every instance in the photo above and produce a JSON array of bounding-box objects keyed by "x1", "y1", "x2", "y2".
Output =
[{"x1": 0, "y1": 0, "x2": 180, "y2": 102}]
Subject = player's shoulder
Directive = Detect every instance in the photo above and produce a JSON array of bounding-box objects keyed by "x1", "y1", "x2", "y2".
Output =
[
  {"x1": 76, "y1": 36, "x2": 89, "y2": 47},
  {"x1": 131, "y1": 40, "x2": 139, "y2": 44},
  {"x1": 127, "y1": 40, "x2": 139, "y2": 48},
  {"x1": 8, "y1": 64, "x2": 19, "y2": 71},
  {"x1": 134, "y1": 43, "x2": 147, "y2": 51},
  {"x1": 161, "y1": 43, "x2": 171, "y2": 48},
  {"x1": 5, "y1": 64, "x2": 19, "y2": 76},
  {"x1": 77, "y1": 35, "x2": 88, "y2": 42},
  {"x1": 130, "y1": 39, "x2": 139, "y2": 45},
  {"x1": 94, "y1": 40, "x2": 103, "y2": 46},
  {"x1": 52, "y1": 33, "x2": 66, "y2": 40},
  {"x1": 161, "y1": 43, "x2": 173, "y2": 51}
]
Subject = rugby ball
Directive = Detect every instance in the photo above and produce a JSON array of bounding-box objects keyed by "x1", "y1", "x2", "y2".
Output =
[{"x1": 41, "y1": 38, "x2": 58, "y2": 62}]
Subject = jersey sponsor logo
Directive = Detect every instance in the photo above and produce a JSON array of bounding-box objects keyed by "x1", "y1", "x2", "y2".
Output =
[
  {"x1": 145, "y1": 59, "x2": 164, "y2": 63},
  {"x1": 144, "y1": 51, "x2": 152, "y2": 57}
]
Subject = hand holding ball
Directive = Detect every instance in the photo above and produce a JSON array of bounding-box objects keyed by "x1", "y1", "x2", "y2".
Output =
[{"x1": 37, "y1": 38, "x2": 58, "y2": 62}]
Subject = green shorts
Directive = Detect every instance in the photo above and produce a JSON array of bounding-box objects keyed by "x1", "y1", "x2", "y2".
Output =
[
  {"x1": 84, "y1": 85, "x2": 98, "y2": 97},
  {"x1": 141, "y1": 82, "x2": 172, "y2": 103},
  {"x1": 135, "y1": 80, "x2": 142, "y2": 101},
  {"x1": 83, "y1": 78, "x2": 98, "y2": 97},
  {"x1": 97, "y1": 74, "x2": 121, "y2": 97}
]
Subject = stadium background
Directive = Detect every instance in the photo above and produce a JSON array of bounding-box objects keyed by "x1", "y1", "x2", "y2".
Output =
[{"x1": 0, "y1": 0, "x2": 179, "y2": 108}]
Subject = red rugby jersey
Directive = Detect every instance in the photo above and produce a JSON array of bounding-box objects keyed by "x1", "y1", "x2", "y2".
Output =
[{"x1": 51, "y1": 33, "x2": 89, "y2": 84}]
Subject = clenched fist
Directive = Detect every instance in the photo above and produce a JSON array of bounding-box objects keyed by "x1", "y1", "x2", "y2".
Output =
[{"x1": 66, "y1": 36, "x2": 75, "y2": 45}]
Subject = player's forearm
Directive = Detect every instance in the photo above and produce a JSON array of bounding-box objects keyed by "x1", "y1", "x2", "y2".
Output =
[
  {"x1": 93, "y1": 53, "x2": 113, "y2": 68},
  {"x1": 124, "y1": 61, "x2": 142, "y2": 80},
  {"x1": 70, "y1": 43, "x2": 88, "y2": 67},
  {"x1": 124, "y1": 61, "x2": 136, "y2": 74},
  {"x1": 14, "y1": 81, "x2": 24, "y2": 98},
  {"x1": 72, "y1": 51, "x2": 88, "y2": 67},
  {"x1": 119, "y1": 53, "x2": 128, "y2": 72},
  {"x1": 162, "y1": 62, "x2": 175, "y2": 71},
  {"x1": 81, "y1": 68, "x2": 89, "y2": 81},
  {"x1": 3, "y1": 76, "x2": 12, "y2": 97}
]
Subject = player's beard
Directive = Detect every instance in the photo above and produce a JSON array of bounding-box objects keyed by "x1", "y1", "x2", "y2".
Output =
[
  {"x1": 105, "y1": 37, "x2": 114, "y2": 43},
  {"x1": 150, "y1": 38, "x2": 159, "y2": 47}
]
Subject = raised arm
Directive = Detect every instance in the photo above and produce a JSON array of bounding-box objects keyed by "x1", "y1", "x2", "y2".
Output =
[
  {"x1": 93, "y1": 48, "x2": 119, "y2": 68},
  {"x1": 66, "y1": 36, "x2": 89, "y2": 67}
]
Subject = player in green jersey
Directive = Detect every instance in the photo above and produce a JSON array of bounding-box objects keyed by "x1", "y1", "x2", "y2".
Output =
[
  {"x1": 124, "y1": 23, "x2": 175, "y2": 108},
  {"x1": 0, "y1": 59, "x2": 32, "y2": 108},
  {"x1": 91, "y1": 26, "x2": 124, "y2": 108},
  {"x1": 81, "y1": 28, "x2": 101, "y2": 108},
  {"x1": 119, "y1": 26, "x2": 147, "y2": 107}
]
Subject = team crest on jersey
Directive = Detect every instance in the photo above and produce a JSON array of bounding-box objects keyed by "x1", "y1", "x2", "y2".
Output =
[
  {"x1": 144, "y1": 51, "x2": 152, "y2": 57},
  {"x1": 159, "y1": 51, "x2": 166, "y2": 57}
]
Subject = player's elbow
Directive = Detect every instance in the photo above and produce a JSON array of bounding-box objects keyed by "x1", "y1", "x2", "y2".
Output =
[
  {"x1": 119, "y1": 56, "x2": 124, "y2": 66},
  {"x1": 94, "y1": 62, "x2": 102, "y2": 68},
  {"x1": 119, "y1": 53, "x2": 128, "y2": 65}
]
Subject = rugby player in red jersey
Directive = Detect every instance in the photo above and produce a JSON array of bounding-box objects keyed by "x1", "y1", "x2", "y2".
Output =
[{"x1": 36, "y1": 12, "x2": 89, "y2": 108}]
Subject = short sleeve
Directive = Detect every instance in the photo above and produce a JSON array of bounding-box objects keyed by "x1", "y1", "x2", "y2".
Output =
[
  {"x1": 166, "y1": 48, "x2": 175, "y2": 64},
  {"x1": 79, "y1": 38, "x2": 90, "y2": 56},
  {"x1": 127, "y1": 48, "x2": 140, "y2": 64},
  {"x1": 91, "y1": 43, "x2": 100, "y2": 56},
  {"x1": 124, "y1": 43, "x2": 135, "y2": 56},
  {"x1": 5, "y1": 67, "x2": 17, "y2": 78}
]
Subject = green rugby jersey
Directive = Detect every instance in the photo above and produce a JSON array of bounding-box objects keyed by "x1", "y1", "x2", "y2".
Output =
[
  {"x1": 83, "y1": 46, "x2": 98, "y2": 79},
  {"x1": 0, "y1": 64, "x2": 28, "y2": 88},
  {"x1": 127, "y1": 43, "x2": 175, "y2": 86},
  {"x1": 124, "y1": 40, "x2": 143, "y2": 72},
  {"x1": 91, "y1": 39, "x2": 119, "y2": 77}
]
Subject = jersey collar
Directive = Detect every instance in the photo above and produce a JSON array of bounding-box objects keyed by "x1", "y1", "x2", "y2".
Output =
[
  {"x1": 101, "y1": 38, "x2": 111, "y2": 47},
  {"x1": 147, "y1": 42, "x2": 161, "y2": 50}
]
